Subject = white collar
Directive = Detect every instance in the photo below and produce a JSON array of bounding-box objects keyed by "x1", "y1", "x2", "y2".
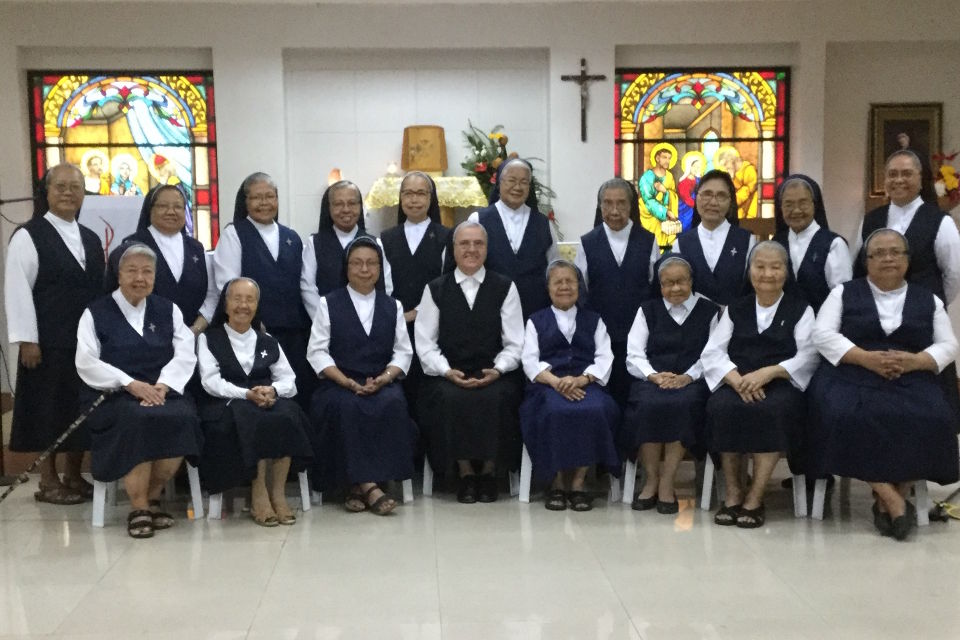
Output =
[
  {"x1": 250, "y1": 218, "x2": 277, "y2": 232},
  {"x1": 404, "y1": 218, "x2": 430, "y2": 229},
  {"x1": 495, "y1": 200, "x2": 530, "y2": 217},
  {"x1": 603, "y1": 220, "x2": 633, "y2": 238},
  {"x1": 347, "y1": 284, "x2": 377, "y2": 302},
  {"x1": 44, "y1": 211, "x2": 79, "y2": 229},
  {"x1": 551, "y1": 304, "x2": 577, "y2": 319},
  {"x1": 334, "y1": 225, "x2": 358, "y2": 242},
  {"x1": 788, "y1": 219, "x2": 820, "y2": 242},
  {"x1": 112, "y1": 288, "x2": 146, "y2": 313},
  {"x1": 455, "y1": 266, "x2": 486, "y2": 284},
  {"x1": 699, "y1": 219, "x2": 730, "y2": 237},
  {"x1": 756, "y1": 291, "x2": 784, "y2": 310},
  {"x1": 889, "y1": 196, "x2": 923, "y2": 217},
  {"x1": 224, "y1": 324, "x2": 255, "y2": 339},
  {"x1": 662, "y1": 292, "x2": 698, "y2": 313},
  {"x1": 867, "y1": 278, "x2": 908, "y2": 298}
]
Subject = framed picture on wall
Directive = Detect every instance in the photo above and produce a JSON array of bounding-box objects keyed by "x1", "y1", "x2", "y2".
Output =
[{"x1": 868, "y1": 103, "x2": 942, "y2": 196}]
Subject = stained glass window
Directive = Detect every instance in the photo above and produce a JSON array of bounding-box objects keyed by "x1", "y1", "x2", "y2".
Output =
[
  {"x1": 28, "y1": 72, "x2": 219, "y2": 248},
  {"x1": 615, "y1": 68, "x2": 789, "y2": 245}
]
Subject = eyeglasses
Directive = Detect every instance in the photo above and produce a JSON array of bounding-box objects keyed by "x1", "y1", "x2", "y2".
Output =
[
  {"x1": 400, "y1": 190, "x2": 430, "y2": 199},
  {"x1": 347, "y1": 259, "x2": 379, "y2": 270},
  {"x1": 501, "y1": 178, "x2": 530, "y2": 189},
  {"x1": 332, "y1": 200, "x2": 362, "y2": 210},
  {"x1": 247, "y1": 193, "x2": 278, "y2": 203},
  {"x1": 697, "y1": 191, "x2": 730, "y2": 203},
  {"x1": 49, "y1": 182, "x2": 84, "y2": 194},
  {"x1": 600, "y1": 200, "x2": 631, "y2": 212},
  {"x1": 885, "y1": 169, "x2": 917, "y2": 180},
  {"x1": 152, "y1": 203, "x2": 186, "y2": 213},
  {"x1": 781, "y1": 199, "x2": 813, "y2": 212},
  {"x1": 867, "y1": 249, "x2": 907, "y2": 259}
]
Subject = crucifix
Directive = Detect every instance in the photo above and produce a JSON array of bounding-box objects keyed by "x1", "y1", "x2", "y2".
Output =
[{"x1": 560, "y1": 58, "x2": 607, "y2": 142}]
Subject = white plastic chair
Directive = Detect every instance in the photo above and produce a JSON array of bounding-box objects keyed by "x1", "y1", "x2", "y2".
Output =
[
  {"x1": 517, "y1": 444, "x2": 622, "y2": 504},
  {"x1": 92, "y1": 461, "x2": 204, "y2": 527},
  {"x1": 422, "y1": 457, "x2": 520, "y2": 498},
  {"x1": 811, "y1": 477, "x2": 929, "y2": 526},
  {"x1": 698, "y1": 454, "x2": 808, "y2": 518},
  {"x1": 207, "y1": 469, "x2": 313, "y2": 520}
]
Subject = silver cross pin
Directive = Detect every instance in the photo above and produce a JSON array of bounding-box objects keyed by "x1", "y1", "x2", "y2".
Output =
[
  {"x1": 260, "y1": 350, "x2": 268, "y2": 358},
  {"x1": 192, "y1": 255, "x2": 200, "y2": 263},
  {"x1": 730, "y1": 247, "x2": 738, "y2": 256},
  {"x1": 148, "y1": 323, "x2": 156, "y2": 332},
  {"x1": 286, "y1": 238, "x2": 293, "y2": 246}
]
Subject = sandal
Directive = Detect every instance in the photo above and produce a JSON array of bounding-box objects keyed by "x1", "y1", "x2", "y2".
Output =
[
  {"x1": 274, "y1": 508, "x2": 297, "y2": 525},
  {"x1": 127, "y1": 510, "x2": 155, "y2": 539},
  {"x1": 62, "y1": 476, "x2": 95, "y2": 500},
  {"x1": 364, "y1": 485, "x2": 397, "y2": 516},
  {"x1": 34, "y1": 483, "x2": 85, "y2": 505},
  {"x1": 251, "y1": 511, "x2": 279, "y2": 527},
  {"x1": 568, "y1": 490, "x2": 594, "y2": 512},
  {"x1": 714, "y1": 503, "x2": 741, "y2": 526},
  {"x1": 545, "y1": 489, "x2": 567, "y2": 511},
  {"x1": 872, "y1": 501, "x2": 893, "y2": 537},
  {"x1": 736, "y1": 503, "x2": 766, "y2": 529},
  {"x1": 344, "y1": 489, "x2": 367, "y2": 513},
  {"x1": 148, "y1": 499, "x2": 175, "y2": 530}
]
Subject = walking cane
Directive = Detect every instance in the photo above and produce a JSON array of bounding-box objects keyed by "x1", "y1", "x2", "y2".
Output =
[{"x1": 0, "y1": 391, "x2": 112, "y2": 505}]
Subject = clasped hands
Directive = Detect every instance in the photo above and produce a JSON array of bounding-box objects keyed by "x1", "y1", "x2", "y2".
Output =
[
  {"x1": 858, "y1": 349, "x2": 930, "y2": 380},
  {"x1": 647, "y1": 372, "x2": 693, "y2": 390},
  {"x1": 125, "y1": 380, "x2": 170, "y2": 407},
  {"x1": 245, "y1": 385, "x2": 277, "y2": 408},
  {"x1": 346, "y1": 372, "x2": 392, "y2": 396},
  {"x1": 445, "y1": 368, "x2": 500, "y2": 390},
  {"x1": 723, "y1": 366, "x2": 782, "y2": 404}
]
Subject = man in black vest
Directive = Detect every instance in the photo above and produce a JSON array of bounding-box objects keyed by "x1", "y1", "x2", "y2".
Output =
[
  {"x1": 4, "y1": 164, "x2": 105, "y2": 504},
  {"x1": 414, "y1": 221, "x2": 525, "y2": 503}
]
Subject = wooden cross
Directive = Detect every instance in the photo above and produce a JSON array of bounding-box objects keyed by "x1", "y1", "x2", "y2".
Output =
[{"x1": 560, "y1": 58, "x2": 607, "y2": 142}]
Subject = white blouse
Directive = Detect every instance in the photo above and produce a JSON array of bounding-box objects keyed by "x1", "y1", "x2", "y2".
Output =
[
  {"x1": 148, "y1": 226, "x2": 185, "y2": 281},
  {"x1": 306, "y1": 285, "x2": 412, "y2": 377},
  {"x1": 214, "y1": 219, "x2": 280, "y2": 291},
  {"x1": 75, "y1": 289, "x2": 197, "y2": 393},
  {"x1": 813, "y1": 281, "x2": 958, "y2": 372},
  {"x1": 625, "y1": 293, "x2": 718, "y2": 381},
  {"x1": 414, "y1": 267, "x2": 525, "y2": 376},
  {"x1": 786, "y1": 220, "x2": 853, "y2": 286},
  {"x1": 700, "y1": 293, "x2": 819, "y2": 391},
  {"x1": 521, "y1": 305, "x2": 614, "y2": 385},
  {"x1": 671, "y1": 220, "x2": 757, "y2": 271},
  {"x1": 197, "y1": 325, "x2": 298, "y2": 400},
  {"x1": 468, "y1": 202, "x2": 559, "y2": 259},
  {"x1": 574, "y1": 220, "x2": 660, "y2": 288}
]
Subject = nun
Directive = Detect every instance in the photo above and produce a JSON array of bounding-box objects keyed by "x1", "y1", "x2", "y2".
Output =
[
  {"x1": 5, "y1": 164, "x2": 104, "y2": 504},
  {"x1": 772, "y1": 175, "x2": 852, "y2": 312},
  {"x1": 620, "y1": 255, "x2": 720, "y2": 513},
  {"x1": 213, "y1": 172, "x2": 313, "y2": 409},
  {"x1": 469, "y1": 158, "x2": 556, "y2": 320},
  {"x1": 519, "y1": 259, "x2": 621, "y2": 512},
  {"x1": 671, "y1": 169, "x2": 756, "y2": 306},
  {"x1": 75, "y1": 244, "x2": 202, "y2": 539},
  {"x1": 196, "y1": 277, "x2": 314, "y2": 527},
  {"x1": 701, "y1": 241, "x2": 818, "y2": 528},
  {"x1": 575, "y1": 178, "x2": 659, "y2": 406},
  {"x1": 379, "y1": 172, "x2": 452, "y2": 419},
  {"x1": 810, "y1": 229, "x2": 959, "y2": 540},
  {"x1": 306, "y1": 236, "x2": 417, "y2": 516},
  {"x1": 105, "y1": 184, "x2": 216, "y2": 334},
  {"x1": 301, "y1": 180, "x2": 390, "y2": 318}
]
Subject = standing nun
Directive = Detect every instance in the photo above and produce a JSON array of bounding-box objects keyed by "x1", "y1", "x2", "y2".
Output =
[
  {"x1": 620, "y1": 254, "x2": 720, "y2": 513},
  {"x1": 575, "y1": 178, "x2": 659, "y2": 407},
  {"x1": 469, "y1": 158, "x2": 557, "y2": 320},
  {"x1": 301, "y1": 180, "x2": 389, "y2": 318},
  {"x1": 379, "y1": 172, "x2": 452, "y2": 420},
  {"x1": 306, "y1": 236, "x2": 417, "y2": 515},
  {"x1": 671, "y1": 169, "x2": 756, "y2": 306},
  {"x1": 106, "y1": 184, "x2": 217, "y2": 334},
  {"x1": 213, "y1": 172, "x2": 313, "y2": 409}
]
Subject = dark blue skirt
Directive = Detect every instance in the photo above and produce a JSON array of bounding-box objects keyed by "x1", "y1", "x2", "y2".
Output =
[
  {"x1": 519, "y1": 382, "x2": 620, "y2": 481},
  {"x1": 619, "y1": 378, "x2": 709, "y2": 453},
  {"x1": 808, "y1": 364, "x2": 959, "y2": 485},
  {"x1": 86, "y1": 389, "x2": 202, "y2": 482},
  {"x1": 198, "y1": 397, "x2": 314, "y2": 494},
  {"x1": 11, "y1": 347, "x2": 89, "y2": 452},
  {"x1": 607, "y1": 340, "x2": 631, "y2": 408},
  {"x1": 310, "y1": 379, "x2": 417, "y2": 490},
  {"x1": 706, "y1": 379, "x2": 806, "y2": 455}
]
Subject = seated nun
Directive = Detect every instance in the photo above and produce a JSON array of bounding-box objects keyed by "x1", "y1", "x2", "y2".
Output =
[
  {"x1": 519, "y1": 259, "x2": 620, "y2": 512},
  {"x1": 701, "y1": 241, "x2": 818, "y2": 528},
  {"x1": 619, "y1": 255, "x2": 720, "y2": 514},
  {"x1": 306, "y1": 236, "x2": 416, "y2": 516},
  {"x1": 75, "y1": 244, "x2": 202, "y2": 539},
  {"x1": 810, "y1": 229, "x2": 959, "y2": 540},
  {"x1": 105, "y1": 185, "x2": 217, "y2": 335},
  {"x1": 415, "y1": 221, "x2": 525, "y2": 504},
  {"x1": 196, "y1": 277, "x2": 314, "y2": 527}
]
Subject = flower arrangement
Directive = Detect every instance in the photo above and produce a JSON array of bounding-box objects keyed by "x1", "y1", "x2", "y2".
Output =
[
  {"x1": 933, "y1": 151, "x2": 959, "y2": 208},
  {"x1": 461, "y1": 121, "x2": 562, "y2": 239}
]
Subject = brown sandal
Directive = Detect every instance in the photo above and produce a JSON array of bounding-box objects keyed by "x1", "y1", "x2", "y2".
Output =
[
  {"x1": 363, "y1": 485, "x2": 396, "y2": 516},
  {"x1": 34, "y1": 483, "x2": 85, "y2": 505},
  {"x1": 344, "y1": 489, "x2": 367, "y2": 513}
]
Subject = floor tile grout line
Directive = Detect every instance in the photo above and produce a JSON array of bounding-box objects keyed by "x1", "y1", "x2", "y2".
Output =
[{"x1": 243, "y1": 515, "x2": 293, "y2": 639}]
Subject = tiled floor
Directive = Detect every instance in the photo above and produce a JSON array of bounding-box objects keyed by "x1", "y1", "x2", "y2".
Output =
[{"x1": 1, "y1": 467, "x2": 959, "y2": 640}]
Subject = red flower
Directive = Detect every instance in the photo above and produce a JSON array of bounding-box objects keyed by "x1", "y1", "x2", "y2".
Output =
[
  {"x1": 547, "y1": 210, "x2": 555, "y2": 220},
  {"x1": 475, "y1": 162, "x2": 487, "y2": 173},
  {"x1": 490, "y1": 174, "x2": 497, "y2": 184},
  {"x1": 117, "y1": 85, "x2": 132, "y2": 100}
]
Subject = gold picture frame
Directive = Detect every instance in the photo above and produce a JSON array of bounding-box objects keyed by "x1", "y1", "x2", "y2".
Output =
[{"x1": 868, "y1": 103, "x2": 941, "y2": 196}]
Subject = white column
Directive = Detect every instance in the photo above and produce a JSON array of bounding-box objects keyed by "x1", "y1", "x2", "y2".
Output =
[{"x1": 790, "y1": 36, "x2": 827, "y2": 185}]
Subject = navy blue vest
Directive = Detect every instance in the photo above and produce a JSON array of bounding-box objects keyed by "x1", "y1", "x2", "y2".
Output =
[
  {"x1": 727, "y1": 293, "x2": 808, "y2": 373},
  {"x1": 429, "y1": 270, "x2": 511, "y2": 374},
  {"x1": 107, "y1": 229, "x2": 208, "y2": 325},
  {"x1": 529, "y1": 307, "x2": 599, "y2": 378},
  {"x1": 380, "y1": 222, "x2": 450, "y2": 312},
  {"x1": 312, "y1": 229, "x2": 384, "y2": 296},
  {"x1": 676, "y1": 225, "x2": 751, "y2": 306},
  {"x1": 204, "y1": 325, "x2": 279, "y2": 388},
  {"x1": 233, "y1": 219, "x2": 308, "y2": 331},
  {"x1": 773, "y1": 226, "x2": 843, "y2": 312},
  {"x1": 477, "y1": 205, "x2": 552, "y2": 319},
  {"x1": 856, "y1": 203, "x2": 946, "y2": 302},
  {"x1": 18, "y1": 217, "x2": 104, "y2": 349},
  {"x1": 326, "y1": 288, "x2": 396, "y2": 379},
  {"x1": 580, "y1": 224, "x2": 655, "y2": 342},
  {"x1": 641, "y1": 296, "x2": 720, "y2": 374},
  {"x1": 89, "y1": 294, "x2": 174, "y2": 384}
]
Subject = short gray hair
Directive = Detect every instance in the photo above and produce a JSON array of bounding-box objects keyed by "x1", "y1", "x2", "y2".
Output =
[
  {"x1": 544, "y1": 258, "x2": 579, "y2": 282},
  {"x1": 500, "y1": 158, "x2": 532, "y2": 177},
  {"x1": 864, "y1": 228, "x2": 910, "y2": 257},
  {"x1": 748, "y1": 240, "x2": 788, "y2": 268},
  {"x1": 226, "y1": 277, "x2": 261, "y2": 300},
  {"x1": 657, "y1": 255, "x2": 693, "y2": 279},
  {"x1": 453, "y1": 220, "x2": 488, "y2": 243},
  {"x1": 118, "y1": 243, "x2": 157, "y2": 268},
  {"x1": 241, "y1": 172, "x2": 278, "y2": 197},
  {"x1": 597, "y1": 178, "x2": 634, "y2": 202},
  {"x1": 885, "y1": 149, "x2": 922, "y2": 172},
  {"x1": 779, "y1": 177, "x2": 815, "y2": 200}
]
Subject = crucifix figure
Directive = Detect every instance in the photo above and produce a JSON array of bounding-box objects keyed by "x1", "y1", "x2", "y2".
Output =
[{"x1": 560, "y1": 58, "x2": 607, "y2": 142}]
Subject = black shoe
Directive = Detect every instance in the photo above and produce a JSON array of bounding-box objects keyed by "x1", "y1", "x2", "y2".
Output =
[
  {"x1": 631, "y1": 494, "x2": 657, "y2": 511},
  {"x1": 872, "y1": 501, "x2": 892, "y2": 537},
  {"x1": 457, "y1": 475, "x2": 478, "y2": 504},
  {"x1": 477, "y1": 474, "x2": 498, "y2": 503},
  {"x1": 656, "y1": 499, "x2": 679, "y2": 515},
  {"x1": 891, "y1": 501, "x2": 917, "y2": 541}
]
